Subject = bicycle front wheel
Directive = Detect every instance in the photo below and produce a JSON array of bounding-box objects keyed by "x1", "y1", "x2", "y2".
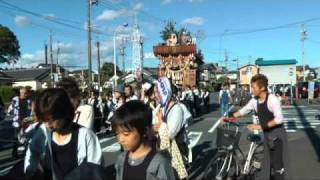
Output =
[{"x1": 203, "y1": 152, "x2": 228, "y2": 180}]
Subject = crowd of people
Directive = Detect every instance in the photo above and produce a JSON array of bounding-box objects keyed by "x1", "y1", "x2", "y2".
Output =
[
  {"x1": 0, "y1": 73, "x2": 290, "y2": 180},
  {"x1": 1, "y1": 77, "x2": 209, "y2": 180}
]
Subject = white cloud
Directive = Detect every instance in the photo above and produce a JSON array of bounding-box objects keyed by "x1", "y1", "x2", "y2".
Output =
[
  {"x1": 96, "y1": 9, "x2": 125, "y2": 21},
  {"x1": 144, "y1": 52, "x2": 155, "y2": 59},
  {"x1": 188, "y1": 0, "x2": 203, "y2": 2},
  {"x1": 96, "y1": 3, "x2": 144, "y2": 21},
  {"x1": 133, "y1": 2, "x2": 144, "y2": 11},
  {"x1": 43, "y1": 13, "x2": 56, "y2": 20},
  {"x1": 181, "y1": 17, "x2": 205, "y2": 26},
  {"x1": 14, "y1": 16, "x2": 30, "y2": 27},
  {"x1": 162, "y1": 0, "x2": 172, "y2": 4},
  {"x1": 162, "y1": 0, "x2": 203, "y2": 5},
  {"x1": 15, "y1": 40, "x2": 119, "y2": 70}
]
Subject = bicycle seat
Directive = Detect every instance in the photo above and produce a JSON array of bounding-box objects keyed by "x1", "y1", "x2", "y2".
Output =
[{"x1": 247, "y1": 134, "x2": 261, "y2": 143}]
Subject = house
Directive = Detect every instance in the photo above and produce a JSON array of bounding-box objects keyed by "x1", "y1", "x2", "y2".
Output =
[
  {"x1": 199, "y1": 63, "x2": 218, "y2": 85},
  {"x1": 216, "y1": 70, "x2": 238, "y2": 90},
  {"x1": 4, "y1": 67, "x2": 52, "y2": 90},
  {"x1": 239, "y1": 64, "x2": 259, "y2": 86},
  {"x1": 296, "y1": 65, "x2": 317, "y2": 81},
  {"x1": 255, "y1": 59, "x2": 297, "y2": 85},
  {"x1": 314, "y1": 67, "x2": 320, "y2": 80},
  {"x1": 0, "y1": 71, "x2": 15, "y2": 85},
  {"x1": 68, "y1": 69, "x2": 99, "y2": 90}
]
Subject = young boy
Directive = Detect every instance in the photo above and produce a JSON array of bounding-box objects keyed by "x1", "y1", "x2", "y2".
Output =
[{"x1": 113, "y1": 100, "x2": 175, "y2": 180}]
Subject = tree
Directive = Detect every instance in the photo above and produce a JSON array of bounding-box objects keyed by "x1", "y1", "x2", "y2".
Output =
[
  {"x1": 160, "y1": 21, "x2": 177, "y2": 42},
  {"x1": 195, "y1": 49, "x2": 205, "y2": 66},
  {"x1": 0, "y1": 25, "x2": 21, "y2": 64},
  {"x1": 100, "y1": 62, "x2": 122, "y2": 84}
]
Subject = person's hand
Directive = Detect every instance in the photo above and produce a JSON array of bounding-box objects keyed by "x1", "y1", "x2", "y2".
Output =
[
  {"x1": 247, "y1": 124, "x2": 262, "y2": 132},
  {"x1": 219, "y1": 117, "x2": 226, "y2": 124}
]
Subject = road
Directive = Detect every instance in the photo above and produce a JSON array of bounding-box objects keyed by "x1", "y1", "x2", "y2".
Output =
[{"x1": 1, "y1": 94, "x2": 320, "y2": 179}]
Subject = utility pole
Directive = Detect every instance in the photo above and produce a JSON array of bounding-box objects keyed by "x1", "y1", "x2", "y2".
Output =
[
  {"x1": 224, "y1": 49, "x2": 228, "y2": 76},
  {"x1": 56, "y1": 41, "x2": 60, "y2": 80},
  {"x1": 44, "y1": 43, "x2": 48, "y2": 65},
  {"x1": 87, "y1": 0, "x2": 98, "y2": 89},
  {"x1": 119, "y1": 46, "x2": 126, "y2": 72},
  {"x1": 301, "y1": 24, "x2": 307, "y2": 82},
  {"x1": 96, "y1": 41, "x2": 101, "y2": 91},
  {"x1": 233, "y1": 57, "x2": 240, "y2": 95},
  {"x1": 49, "y1": 30, "x2": 54, "y2": 87}
]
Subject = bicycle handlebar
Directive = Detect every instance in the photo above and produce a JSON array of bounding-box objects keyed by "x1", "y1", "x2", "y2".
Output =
[{"x1": 222, "y1": 117, "x2": 240, "y2": 127}]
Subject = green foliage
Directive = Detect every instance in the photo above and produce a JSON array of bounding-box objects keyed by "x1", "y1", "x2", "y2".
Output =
[
  {"x1": 0, "y1": 85, "x2": 14, "y2": 103},
  {"x1": 195, "y1": 49, "x2": 204, "y2": 66},
  {"x1": 100, "y1": 62, "x2": 122, "y2": 84},
  {"x1": 0, "y1": 24, "x2": 21, "y2": 64},
  {"x1": 160, "y1": 21, "x2": 192, "y2": 44},
  {"x1": 160, "y1": 21, "x2": 177, "y2": 42}
]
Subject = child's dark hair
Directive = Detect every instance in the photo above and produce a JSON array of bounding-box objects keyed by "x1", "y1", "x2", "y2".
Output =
[
  {"x1": 112, "y1": 100, "x2": 152, "y2": 136},
  {"x1": 35, "y1": 88, "x2": 75, "y2": 134}
]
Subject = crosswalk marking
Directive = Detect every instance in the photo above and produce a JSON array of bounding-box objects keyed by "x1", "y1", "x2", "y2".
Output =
[
  {"x1": 99, "y1": 137, "x2": 115, "y2": 143},
  {"x1": 282, "y1": 106, "x2": 320, "y2": 132},
  {"x1": 188, "y1": 132, "x2": 202, "y2": 148},
  {"x1": 102, "y1": 142, "x2": 121, "y2": 152}
]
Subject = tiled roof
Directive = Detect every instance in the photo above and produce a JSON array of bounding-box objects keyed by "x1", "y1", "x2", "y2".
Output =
[{"x1": 4, "y1": 68, "x2": 51, "y2": 81}]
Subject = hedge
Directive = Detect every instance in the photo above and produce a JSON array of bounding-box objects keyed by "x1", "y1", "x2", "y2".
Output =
[{"x1": 0, "y1": 85, "x2": 15, "y2": 103}]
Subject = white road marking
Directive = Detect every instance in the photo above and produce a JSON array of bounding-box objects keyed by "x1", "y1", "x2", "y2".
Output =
[
  {"x1": 0, "y1": 165, "x2": 14, "y2": 175},
  {"x1": 285, "y1": 125, "x2": 316, "y2": 129},
  {"x1": 188, "y1": 132, "x2": 202, "y2": 148},
  {"x1": 99, "y1": 137, "x2": 115, "y2": 143},
  {"x1": 208, "y1": 120, "x2": 221, "y2": 133},
  {"x1": 286, "y1": 129, "x2": 297, "y2": 133},
  {"x1": 102, "y1": 142, "x2": 121, "y2": 152}
]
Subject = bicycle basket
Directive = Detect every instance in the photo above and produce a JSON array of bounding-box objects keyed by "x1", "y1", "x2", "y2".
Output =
[{"x1": 216, "y1": 127, "x2": 241, "y2": 148}]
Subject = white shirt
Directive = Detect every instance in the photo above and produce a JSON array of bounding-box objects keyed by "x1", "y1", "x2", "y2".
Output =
[
  {"x1": 193, "y1": 89, "x2": 200, "y2": 96},
  {"x1": 219, "y1": 89, "x2": 231, "y2": 98},
  {"x1": 180, "y1": 91, "x2": 187, "y2": 101},
  {"x1": 74, "y1": 105, "x2": 94, "y2": 129},
  {"x1": 204, "y1": 91, "x2": 209, "y2": 99},
  {"x1": 126, "y1": 95, "x2": 138, "y2": 102},
  {"x1": 239, "y1": 94, "x2": 284, "y2": 124}
]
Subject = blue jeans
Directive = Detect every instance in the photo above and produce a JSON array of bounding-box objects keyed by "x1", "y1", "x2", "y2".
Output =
[{"x1": 220, "y1": 103, "x2": 229, "y2": 117}]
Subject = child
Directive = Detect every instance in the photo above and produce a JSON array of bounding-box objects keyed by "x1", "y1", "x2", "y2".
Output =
[{"x1": 113, "y1": 100, "x2": 175, "y2": 180}]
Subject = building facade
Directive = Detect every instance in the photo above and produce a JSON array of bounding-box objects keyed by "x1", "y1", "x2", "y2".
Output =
[
  {"x1": 255, "y1": 59, "x2": 297, "y2": 85},
  {"x1": 239, "y1": 64, "x2": 259, "y2": 86}
]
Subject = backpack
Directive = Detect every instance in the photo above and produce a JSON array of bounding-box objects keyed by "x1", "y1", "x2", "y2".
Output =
[{"x1": 221, "y1": 90, "x2": 229, "y2": 104}]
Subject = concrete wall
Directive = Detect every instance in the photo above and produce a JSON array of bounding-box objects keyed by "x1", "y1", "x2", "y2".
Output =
[
  {"x1": 12, "y1": 81, "x2": 42, "y2": 90},
  {"x1": 259, "y1": 64, "x2": 296, "y2": 85}
]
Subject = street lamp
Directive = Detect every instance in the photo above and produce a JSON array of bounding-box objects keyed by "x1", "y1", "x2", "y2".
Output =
[{"x1": 113, "y1": 23, "x2": 128, "y2": 89}]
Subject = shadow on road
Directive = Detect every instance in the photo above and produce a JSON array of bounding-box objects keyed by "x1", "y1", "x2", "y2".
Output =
[
  {"x1": 188, "y1": 141, "x2": 217, "y2": 179},
  {"x1": 293, "y1": 102, "x2": 320, "y2": 162}
]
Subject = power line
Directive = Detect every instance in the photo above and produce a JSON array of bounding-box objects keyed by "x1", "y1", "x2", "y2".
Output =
[
  {"x1": 100, "y1": 0, "x2": 165, "y2": 24},
  {"x1": 0, "y1": 7, "x2": 91, "y2": 39},
  {"x1": 206, "y1": 17, "x2": 320, "y2": 38},
  {"x1": 0, "y1": 0, "x2": 111, "y2": 37}
]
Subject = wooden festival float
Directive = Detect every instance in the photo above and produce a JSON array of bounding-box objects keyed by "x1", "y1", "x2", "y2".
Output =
[{"x1": 153, "y1": 32, "x2": 197, "y2": 87}]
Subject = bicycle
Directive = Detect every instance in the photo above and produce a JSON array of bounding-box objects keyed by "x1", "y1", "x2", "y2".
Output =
[{"x1": 203, "y1": 117, "x2": 263, "y2": 180}]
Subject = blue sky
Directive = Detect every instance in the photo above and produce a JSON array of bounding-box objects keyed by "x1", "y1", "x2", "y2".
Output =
[{"x1": 1, "y1": 0, "x2": 320, "y2": 71}]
